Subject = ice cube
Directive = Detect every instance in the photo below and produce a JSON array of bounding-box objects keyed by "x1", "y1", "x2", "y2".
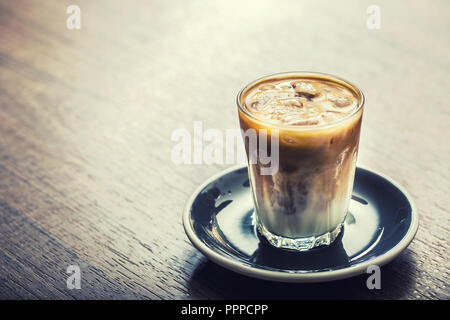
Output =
[
  {"x1": 259, "y1": 84, "x2": 276, "y2": 91},
  {"x1": 287, "y1": 119, "x2": 320, "y2": 126},
  {"x1": 328, "y1": 95, "x2": 351, "y2": 108}
]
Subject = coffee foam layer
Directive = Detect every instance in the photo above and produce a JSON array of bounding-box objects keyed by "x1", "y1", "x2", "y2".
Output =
[{"x1": 243, "y1": 77, "x2": 359, "y2": 126}]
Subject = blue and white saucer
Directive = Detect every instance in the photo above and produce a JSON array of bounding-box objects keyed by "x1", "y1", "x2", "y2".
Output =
[{"x1": 183, "y1": 164, "x2": 418, "y2": 283}]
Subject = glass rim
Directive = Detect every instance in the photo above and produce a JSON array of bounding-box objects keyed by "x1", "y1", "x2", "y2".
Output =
[{"x1": 236, "y1": 71, "x2": 365, "y2": 131}]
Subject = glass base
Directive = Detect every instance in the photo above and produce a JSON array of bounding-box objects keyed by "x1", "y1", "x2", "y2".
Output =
[{"x1": 254, "y1": 213, "x2": 343, "y2": 252}]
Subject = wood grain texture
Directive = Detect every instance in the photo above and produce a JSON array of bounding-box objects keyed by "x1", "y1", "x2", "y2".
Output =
[{"x1": 0, "y1": 0, "x2": 448, "y2": 299}]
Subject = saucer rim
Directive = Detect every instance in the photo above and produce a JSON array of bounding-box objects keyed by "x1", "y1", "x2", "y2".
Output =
[{"x1": 182, "y1": 164, "x2": 419, "y2": 283}]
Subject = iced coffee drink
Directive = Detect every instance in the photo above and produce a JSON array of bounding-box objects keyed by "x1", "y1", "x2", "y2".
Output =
[{"x1": 237, "y1": 72, "x2": 364, "y2": 251}]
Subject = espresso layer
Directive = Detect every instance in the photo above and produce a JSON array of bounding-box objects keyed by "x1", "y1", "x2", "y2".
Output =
[{"x1": 243, "y1": 77, "x2": 359, "y2": 126}]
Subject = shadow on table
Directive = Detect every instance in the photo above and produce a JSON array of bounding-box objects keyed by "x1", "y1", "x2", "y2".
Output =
[{"x1": 186, "y1": 249, "x2": 418, "y2": 299}]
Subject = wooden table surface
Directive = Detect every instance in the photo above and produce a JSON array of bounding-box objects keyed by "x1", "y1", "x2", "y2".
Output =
[{"x1": 0, "y1": 0, "x2": 448, "y2": 300}]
